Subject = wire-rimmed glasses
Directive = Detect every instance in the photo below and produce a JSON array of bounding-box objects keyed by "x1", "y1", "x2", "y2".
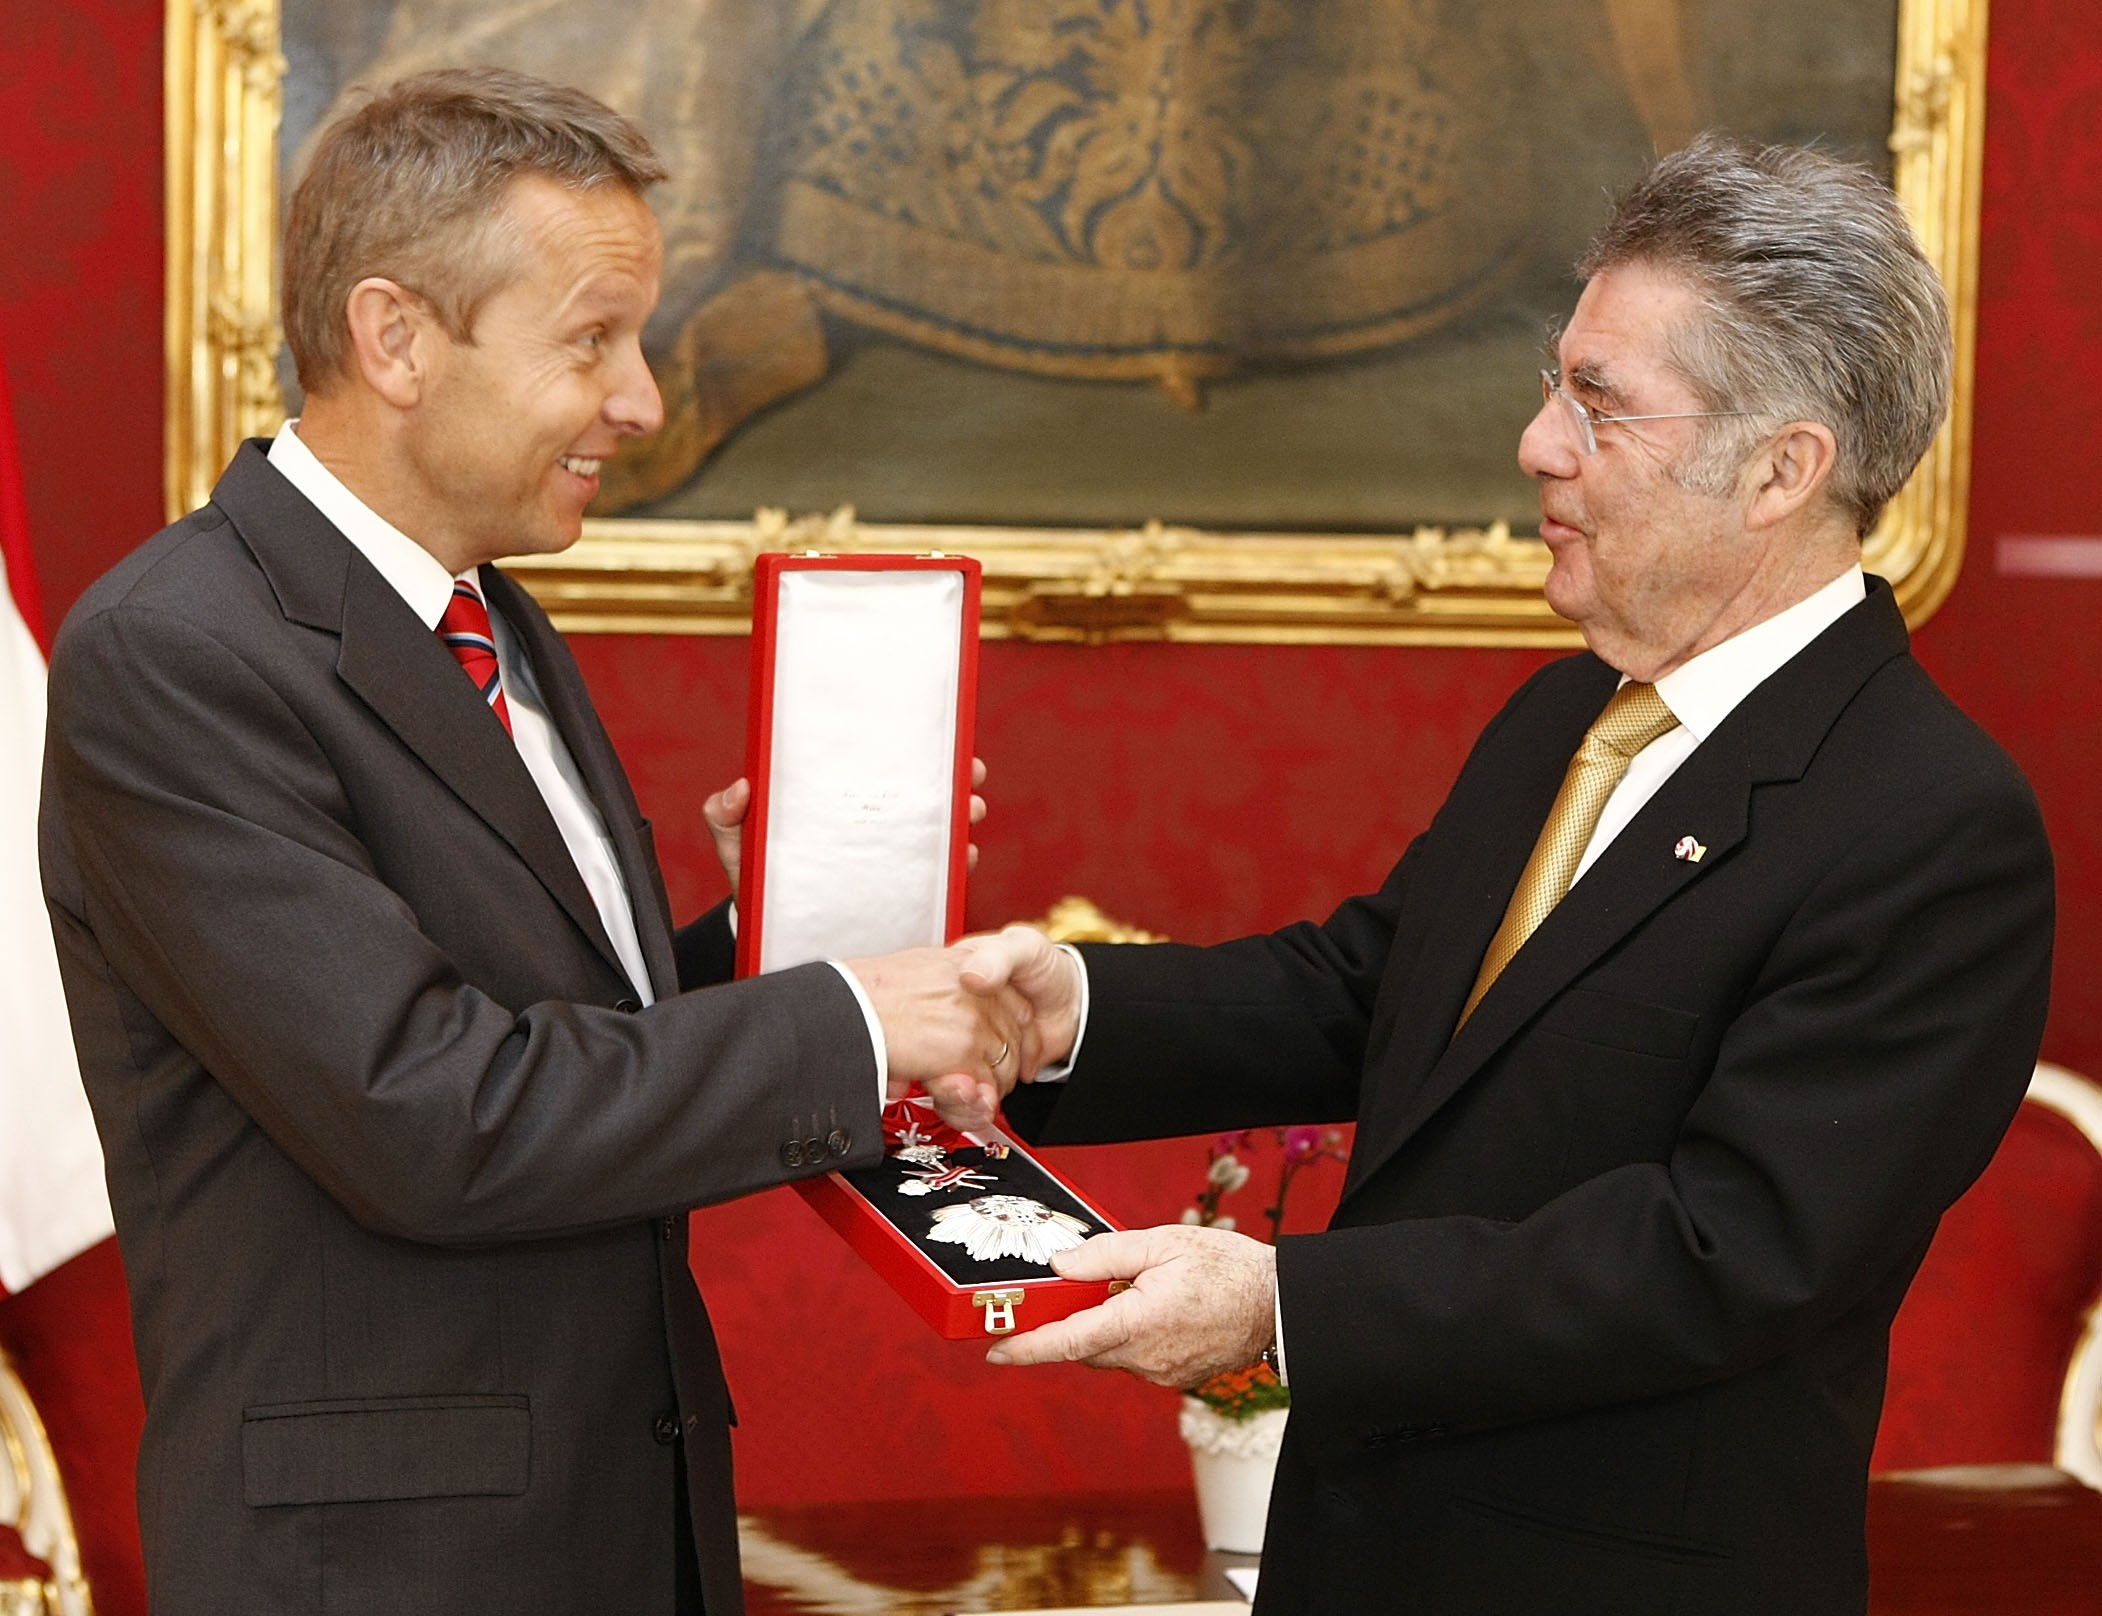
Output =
[{"x1": 1540, "y1": 369, "x2": 1756, "y2": 455}]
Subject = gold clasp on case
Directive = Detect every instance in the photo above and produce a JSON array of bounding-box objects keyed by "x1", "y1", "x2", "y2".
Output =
[{"x1": 972, "y1": 1289, "x2": 1024, "y2": 1334}]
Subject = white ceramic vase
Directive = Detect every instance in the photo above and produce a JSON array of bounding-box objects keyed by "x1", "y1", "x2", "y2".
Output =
[{"x1": 1179, "y1": 1396, "x2": 1288, "y2": 1554}]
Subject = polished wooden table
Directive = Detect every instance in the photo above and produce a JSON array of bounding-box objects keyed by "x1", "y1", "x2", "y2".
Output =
[{"x1": 739, "y1": 1468, "x2": 2102, "y2": 1614}]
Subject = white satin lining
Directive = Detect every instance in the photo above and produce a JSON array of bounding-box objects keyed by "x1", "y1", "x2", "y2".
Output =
[{"x1": 756, "y1": 569, "x2": 963, "y2": 971}]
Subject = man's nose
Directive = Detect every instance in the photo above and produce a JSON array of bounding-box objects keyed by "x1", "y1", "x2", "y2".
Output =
[
  {"x1": 1518, "y1": 397, "x2": 1576, "y2": 480},
  {"x1": 608, "y1": 345, "x2": 664, "y2": 438}
]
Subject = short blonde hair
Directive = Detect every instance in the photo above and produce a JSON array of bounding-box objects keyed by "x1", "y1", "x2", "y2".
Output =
[{"x1": 282, "y1": 67, "x2": 667, "y2": 394}]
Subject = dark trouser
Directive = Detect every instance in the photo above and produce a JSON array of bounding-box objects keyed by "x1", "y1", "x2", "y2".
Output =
[{"x1": 674, "y1": 1456, "x2": 705, "y2": 1615}]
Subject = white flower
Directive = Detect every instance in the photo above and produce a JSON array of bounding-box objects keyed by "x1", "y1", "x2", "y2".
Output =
[
  {"x1": 1208, "y1": 1155, "x2": 1251, "y2": 1192},
  {"x1": 1180, "y1": 1396, "x2": 1289, "y2": 1455},
  {"x1": 1180, "y1": 1207, "x2": 1204, "y2": 1225}
]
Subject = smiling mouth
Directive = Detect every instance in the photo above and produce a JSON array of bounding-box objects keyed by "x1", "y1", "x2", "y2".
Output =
[{"x1": 558, "y1": 455, "x2": 602, "y2": 478}]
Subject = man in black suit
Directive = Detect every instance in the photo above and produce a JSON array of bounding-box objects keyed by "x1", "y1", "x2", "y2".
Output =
[
  {"x1": 39, "y1": 69, "x2": 1028, "y2": 1616},
  {"x1": 966, "y1": 137, "x2": 2054, "y2": 1614}
]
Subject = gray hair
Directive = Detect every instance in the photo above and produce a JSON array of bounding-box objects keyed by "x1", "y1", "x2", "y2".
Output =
[
  {"x1": 283, "y1": 67, "x2": 668, "y2": 394},
  {"x1": 1579, "y1": 134, "x2": 1951, "y2": 537}
]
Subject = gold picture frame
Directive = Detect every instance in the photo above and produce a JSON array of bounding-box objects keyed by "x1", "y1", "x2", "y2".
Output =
[{"x1": 166, "y1": 0, "x2": 1987, "y2": 646}]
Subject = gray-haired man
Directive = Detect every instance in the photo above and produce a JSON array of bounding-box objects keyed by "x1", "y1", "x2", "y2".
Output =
[{"x1": 965, "y1": 137, "x2": 2054, "y2": 1615}]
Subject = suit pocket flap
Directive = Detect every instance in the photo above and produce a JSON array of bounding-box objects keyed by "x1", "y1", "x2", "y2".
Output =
[
  {"x1": 242, "y1": 1394, "x2": 530, "y2": 1507},
  {"x1": 1535, "y1": 987, "x2": 1699, "y2": 1060}
]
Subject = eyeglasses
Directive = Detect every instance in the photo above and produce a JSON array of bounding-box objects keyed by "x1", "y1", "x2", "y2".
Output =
[{"x1": 1539, "y1": 369, "x2": 1756, "y2": 456}]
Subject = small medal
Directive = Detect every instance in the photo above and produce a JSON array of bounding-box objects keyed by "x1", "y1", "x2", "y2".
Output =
[
  {"x1": 927, "y1": 1195, "x2": 1093, "y2": 1265},
  {"x1": 897, "y1": 1161, "x2": 998, "y2": 1197}
]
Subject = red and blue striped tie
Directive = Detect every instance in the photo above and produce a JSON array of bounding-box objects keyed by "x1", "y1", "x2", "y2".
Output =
[{"x1": 438, "y1": 574, "x2": 513, "y2": 737}]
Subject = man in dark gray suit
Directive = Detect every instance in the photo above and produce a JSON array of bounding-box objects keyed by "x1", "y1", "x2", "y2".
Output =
[
  {"x1": 964, "y1": 138, "x2": 2053, "y2": 1614},
  {"x1": 40, "y1": 69, "x2": 1025, "y2": 1616}
]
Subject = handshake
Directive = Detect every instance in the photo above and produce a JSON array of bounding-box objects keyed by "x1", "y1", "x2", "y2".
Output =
[
  {"x1": 848, "y1": 926, "x2": 1081, "y2": 1133},
  {"x1": 705, "y1": 766, "x2": 1080, "y2": 1133}
]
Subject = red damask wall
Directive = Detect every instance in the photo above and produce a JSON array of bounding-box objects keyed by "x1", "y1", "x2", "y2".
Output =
[{"x1": 1, "y1": 1, "x2": 2097, "y2": 1598}]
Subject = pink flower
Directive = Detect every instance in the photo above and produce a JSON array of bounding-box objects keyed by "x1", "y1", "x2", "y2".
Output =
[{"x1": 1192, "y1": 1125, "x2": 1349, "y2": 1247}]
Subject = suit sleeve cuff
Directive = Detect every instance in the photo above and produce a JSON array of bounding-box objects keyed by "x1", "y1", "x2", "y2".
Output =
[{"x1": 826, "y1": 959, "x2": 888, "y2": 1105}]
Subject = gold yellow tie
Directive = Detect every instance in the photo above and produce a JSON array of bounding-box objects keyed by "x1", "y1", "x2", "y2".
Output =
[{"x1": 1457, "y1": 682, "x2": 1678, "y2": 1028}]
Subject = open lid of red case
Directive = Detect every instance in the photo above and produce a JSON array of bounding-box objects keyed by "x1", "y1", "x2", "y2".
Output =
[{"x1": 737, "y1": 554, "x2": 981, "y2": 976}]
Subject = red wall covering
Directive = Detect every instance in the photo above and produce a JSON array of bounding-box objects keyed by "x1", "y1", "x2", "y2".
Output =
[{"x1": 2, "y1": 0, "x2": 2099, "y2": 1598}]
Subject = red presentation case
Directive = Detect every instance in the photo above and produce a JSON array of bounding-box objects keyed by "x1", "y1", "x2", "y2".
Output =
[{"x1": 737, "y1": 554, "x2": 1120, "y2": 1339}]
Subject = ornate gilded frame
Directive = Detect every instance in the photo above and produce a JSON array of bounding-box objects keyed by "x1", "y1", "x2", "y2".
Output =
[{"x1": 166, "y1": 0, "x2": 1988, "y2": 645}]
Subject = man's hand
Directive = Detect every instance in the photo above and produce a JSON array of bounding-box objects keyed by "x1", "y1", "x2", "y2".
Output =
[
  {"x1": 846, "y1": 945, "x2": 1036, "y2": 1132},
  {"x1": 701, "y1": 777, "x2": 753, "y2": 890},
  {"x1": 703, "y1": 759, "x2": 990, "y2": 891},
  {"x1": 984, "y1": 1225, "x2": 1277, "y2": 1387},
  {"x1": 955, "y1": 924, "x2": 1083, "y2": 1077}
]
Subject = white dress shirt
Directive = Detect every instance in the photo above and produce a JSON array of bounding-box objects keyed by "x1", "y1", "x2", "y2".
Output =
[
  {"x1": 267, "y1": 424, "x2": 892, "y2": 1080},
  {"x1": 1577, "y1": 566, "x2": 1866, "y2": 884},
  {"x1": 268, "y1": 422, "x2": 659, "y2": 1005}
]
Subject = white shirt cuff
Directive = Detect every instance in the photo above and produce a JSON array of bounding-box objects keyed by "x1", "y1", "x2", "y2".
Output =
[
  {"x1": 826, "y1": 959, "x2": 888, "y2": 1105},
  {"x1": 1030, "y1": 943, "x2": 1091, "y2": 1083},
  {"x1": 1271, "y1": 1288, "x2": 1289, "y2": 1386}
]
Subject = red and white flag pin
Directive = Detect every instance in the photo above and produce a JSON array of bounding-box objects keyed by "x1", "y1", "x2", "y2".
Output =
[{"x1": 1673, "y1": 836, "x2": 1707, "y2": 863}]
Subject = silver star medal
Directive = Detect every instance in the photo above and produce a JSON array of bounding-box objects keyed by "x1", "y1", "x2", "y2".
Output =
[
  {"x1": 927, "y1": 1195, "x2": 1093, "y2": 1265},
  {"x1": 890, "y1": 1116, "x2": 954, "y2": 1174},
  {"x1": 891, "y1": 1117, "x2": 944, "y2": 1159}
]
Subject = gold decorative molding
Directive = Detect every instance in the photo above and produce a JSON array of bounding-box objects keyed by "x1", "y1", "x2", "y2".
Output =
[
  {"x1": 508, "y1": 511, "x2": 1566, "y2": 647},
  {"x1": 2025, "y1": 1063, "x2": 2102, "y2": 1491},
  {"x1": 164, "y1": 0, "x2": 285, "y2": 523},
  {"x1": 1881, "y1": 0, "x2": 1992, "y2": 628},
  {"x1": 0, "y1": 1350, "x2": 93, "y2": 1616},
  {"x1": 1034, "y1": 896, "x2": 1164, "y2": 947},
  {"x1": 166, "y1": 0, "x2": 1987, "y2": 645}
]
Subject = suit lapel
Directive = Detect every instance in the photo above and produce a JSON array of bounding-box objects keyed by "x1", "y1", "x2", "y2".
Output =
[
  {"x1": 211, "y1": 443, "x2": 633, "y2": 988},
  {"x1": 1344, "y1": 581, "x2": 1913, "y2": 1201},
  {"x1": 483, "y1": 565, "x2": 681, "y2": 1003},
  {"x1": 1347, "y1": 659, "x2": 1621, "y2": 1166}
]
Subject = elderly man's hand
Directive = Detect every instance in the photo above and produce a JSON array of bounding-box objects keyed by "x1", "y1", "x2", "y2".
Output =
[{"x1": 984, "y1": 1224, "x2": 1277, "y2": 1388}]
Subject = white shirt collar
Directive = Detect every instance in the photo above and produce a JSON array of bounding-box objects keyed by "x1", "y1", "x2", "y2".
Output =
[
  {"x1": 1651, "y1": 566, "x2": 1867, "y2": 741},
  {"x1": 267, "y1": 420, "x2": 462, "y2": 629}
]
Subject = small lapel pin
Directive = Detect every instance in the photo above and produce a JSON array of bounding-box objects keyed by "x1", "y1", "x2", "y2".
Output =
[{"x1": 1673, "y1": 836, "x2": 1707, "y2": 863}]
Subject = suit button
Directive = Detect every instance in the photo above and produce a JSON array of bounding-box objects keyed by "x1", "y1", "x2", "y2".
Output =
[
  {"x1": 614, "y1": 998, "x2": 642, "y2": 1014},
  {"x1": 780, "y1": 1140, "x2": 805, "y2": 1169},
  {"x1": 825, "y1": 1127, "x2": 851, "y2": 1158},
  {"x1": 653, "y1": 1416, "x2": 680, "y2": 1446},
  {"x1": 803, "y1": 1136, "x2": 824, "y2": 1164}
]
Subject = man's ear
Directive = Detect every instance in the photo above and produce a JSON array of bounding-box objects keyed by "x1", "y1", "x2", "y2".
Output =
[
  {"x1": 1744, "y1": 422, "x2": 1839, "y2": 532},
  {"x1": 341, "y1": 278, "x2": 436, "y2": 409}
]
